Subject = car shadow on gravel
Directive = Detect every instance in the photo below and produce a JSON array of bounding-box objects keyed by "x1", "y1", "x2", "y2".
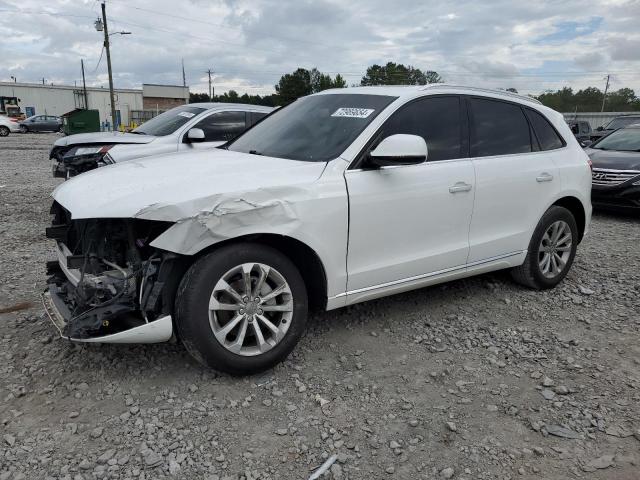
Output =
[
  {"x1": 39, "y1": 269, "x2": 515, "y2": 382},
  {"x1": 592, "y1": 208, "x2": 640, "y2": 222}
]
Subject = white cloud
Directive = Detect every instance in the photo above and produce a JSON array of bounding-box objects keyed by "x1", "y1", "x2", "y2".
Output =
[{"x1": 0, "y1": 0, "x2": 639, "y2": 96}]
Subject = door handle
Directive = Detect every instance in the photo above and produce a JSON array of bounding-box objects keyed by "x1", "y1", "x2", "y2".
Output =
[
  {"x1": 536, "y1": 173, "x2": 554, "y2": 182},
  {"x1": 449, "y1": 182, "x2": 472, "y2": 193}
]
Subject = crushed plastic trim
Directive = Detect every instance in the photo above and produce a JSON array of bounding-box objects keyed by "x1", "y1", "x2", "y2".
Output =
[{"x1": 42, "y1": 292, "x2": 173, "y2": 344}]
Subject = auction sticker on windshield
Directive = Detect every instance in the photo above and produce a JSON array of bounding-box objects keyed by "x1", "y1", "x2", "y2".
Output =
[
  {"x1": 178, "y1": 112, "x2": 196, "y2": 118},
  {"x1": 331, "y1": 108, "x2": 375, "y2": 119}
]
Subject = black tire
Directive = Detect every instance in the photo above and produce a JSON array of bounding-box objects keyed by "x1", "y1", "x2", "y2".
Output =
[
  {"x1": 511, "y1": 206, "x2": 578, "y2": 289},
  {"x1": 19, "y1": 125, "x2": 28, "y2": 134},
  {"x1": 0, "y1": 126, "x2": 9, "y2": 137},
  {"x1": 175, "y1": 242, "x2": 308, "y2": 375}
]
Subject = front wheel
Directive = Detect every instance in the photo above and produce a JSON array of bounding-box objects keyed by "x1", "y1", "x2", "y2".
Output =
[
  {"x1": 20, "y1": 125, "x2": 28, "y2": 134},
  {"x1": 511, "y1": 206, "x2": 578, "y2": 289},
  {"x1": 0, "y1": 126, "x2": 9, "y2": 137},
  {"x1": 175, "y1": 243, "x2": 308, "y2": 375}
]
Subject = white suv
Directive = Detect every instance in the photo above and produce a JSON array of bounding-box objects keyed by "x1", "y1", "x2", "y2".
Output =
[{"x1": 44, "y1": 85, "x2": 592, "y2": 374}]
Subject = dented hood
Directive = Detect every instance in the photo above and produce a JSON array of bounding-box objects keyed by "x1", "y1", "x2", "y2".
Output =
[
  {"x1": 52, "y1": 149, "x2": 326, "y2": 220},
  {"x1": 53, "y1": 131, "x2": 156, "y2": 147}
]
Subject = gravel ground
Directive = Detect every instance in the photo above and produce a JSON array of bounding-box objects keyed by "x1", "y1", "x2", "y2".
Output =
[{"x1": 1, "y1": 132, "x2": 639, "y2": 480}]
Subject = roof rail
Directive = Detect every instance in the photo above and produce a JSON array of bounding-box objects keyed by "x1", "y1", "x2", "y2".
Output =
[{"x1": 423, "y1": 84, "x2": 542, "y2": 105}]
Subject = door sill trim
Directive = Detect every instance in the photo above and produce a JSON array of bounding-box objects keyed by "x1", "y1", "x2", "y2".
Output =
[{"x1": 332, "y1": 250, "x2": 526, "y2": 299}]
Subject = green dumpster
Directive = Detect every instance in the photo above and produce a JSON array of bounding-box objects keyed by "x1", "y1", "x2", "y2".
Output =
[{"x1": 61, "y1": 109, "x2": 100, "y2": 135}]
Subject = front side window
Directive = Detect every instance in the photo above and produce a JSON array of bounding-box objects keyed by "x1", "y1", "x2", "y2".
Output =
[
  {"x1": 380, "y1": 96, "x2": 462, "y2": 161},
  {"x1": 526, "y1": 109, "x2": 564, "y2": 151},
  {"x1": 132, "y1": 105, "x2": 206, "y2": 136},
  {"x1": 193, "y1": 111, "x2": 247, "y2": 142},
  {"x1": 470, "y1": 98, "x2": 531, "y2": 157},
  {"x1": 592, "y1": 128, "x2": 640, "y2": 151},
  {"x1": 228, "y1": 94, "x2": 397, "y2": 162}
]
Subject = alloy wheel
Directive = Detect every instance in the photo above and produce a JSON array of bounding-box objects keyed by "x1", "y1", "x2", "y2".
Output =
[
  {"x1": 208, "y1": 262, "x2": 293, "y2": 357},
  {"x1": 538, "y1": 220, "x2": 572, "y2": 279},
  {"x1": 0, "y1": 126, "x2": 9, "y2": 137}
]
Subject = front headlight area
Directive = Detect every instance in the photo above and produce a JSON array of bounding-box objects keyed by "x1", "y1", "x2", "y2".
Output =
[
  {"x1": 45, "y1": 202, "x2": 177, "y2": 340},
  {"x1": 54, "y1": 145, "x2": 114, "y2": 178}
]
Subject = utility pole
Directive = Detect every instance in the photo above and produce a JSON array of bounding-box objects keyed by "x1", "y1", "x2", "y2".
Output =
[
  {"x1": 601, "y1": 74, "x2": 610, "y2": 112},
  {"x1": 101, "y1": 2, "x2": 117, "y2": 130},
  {"x1": 81, "y1": 59, "x2": 89, "y2": 109},
  {"x1": 206, "y1": 68, "x2": 214, "y2": 101},
  {"x1": 182, "y1": 58, "x2": 187, "y2": 87}
]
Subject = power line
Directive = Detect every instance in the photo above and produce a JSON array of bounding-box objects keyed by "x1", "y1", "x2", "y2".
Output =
[{"x1": 106, "y1": 0, "x2": 342, "y2": 51}]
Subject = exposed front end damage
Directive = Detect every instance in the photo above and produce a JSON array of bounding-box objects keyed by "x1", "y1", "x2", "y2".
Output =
[{"x1": 44, "y1": 202, "x2": 186, "y2": 343}]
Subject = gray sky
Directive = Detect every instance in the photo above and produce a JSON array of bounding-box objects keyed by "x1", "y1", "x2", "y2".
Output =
[{"x1": 1, "y1": 0, "x2": 639, "y2": 96}]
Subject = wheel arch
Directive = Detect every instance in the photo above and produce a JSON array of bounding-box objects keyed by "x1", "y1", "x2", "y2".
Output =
[
  {"x1": 551, "y1": 196, "x2": 587, "y2": 242},
  {"x1": 161, "y1": 233, "x2": 329, "y2": 314}
]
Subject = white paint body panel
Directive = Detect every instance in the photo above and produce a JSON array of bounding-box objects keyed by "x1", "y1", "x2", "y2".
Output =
[
  {"x1": 51, "y1": 85, "x2": 592, "y2": 319},
  {"x1": 0, "y1": 115, "x2": 20, "y2": 133},
  {"x1": 345, "y1": 159, "x2": 475, "y2": 292}
]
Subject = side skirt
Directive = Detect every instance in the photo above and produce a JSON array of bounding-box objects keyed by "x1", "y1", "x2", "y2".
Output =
[{"x1": 326, "y1": 250, "x2": 527, "y2": 308}]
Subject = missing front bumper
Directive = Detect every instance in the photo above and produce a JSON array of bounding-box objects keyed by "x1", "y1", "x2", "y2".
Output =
[{"x1": 42, "y1": 291, "x2": 173, "y2": 344}]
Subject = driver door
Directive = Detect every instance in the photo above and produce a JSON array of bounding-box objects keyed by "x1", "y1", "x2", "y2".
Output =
[
  {"x1": 180, "y1": 111, "x2": 247, "y2": 151},
  {"x1": 345, "y1": 95, "x2": 475, "y2": 294}
]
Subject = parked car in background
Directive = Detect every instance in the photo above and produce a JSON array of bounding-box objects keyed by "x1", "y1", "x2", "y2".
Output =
[
  {"x1": 585, "y1": 124, "x2": 640, "y2": 211},
  {"x1": 19, "y1": 115, "x2": 63, "y2": 133},
  {"x1": 50, "y1": 103, "x2": 274, "y2": 178},
  {"x1": 567, "y1": 120, "x2": 592, "y2": 144},
  {"x1": 43, "y1": 85, "x2": 592, "y2": 375},
  {"x1": 590, "y1": 114, "x2": 640, "y2": 142},
  {"x1": 0, "y1": 114, "x2": 21, "y2": 136}
]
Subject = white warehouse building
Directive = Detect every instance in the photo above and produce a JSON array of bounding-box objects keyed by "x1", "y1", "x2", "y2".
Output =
[{"x1": 0, "y1": 82, "x2": 189, "y2": 127}]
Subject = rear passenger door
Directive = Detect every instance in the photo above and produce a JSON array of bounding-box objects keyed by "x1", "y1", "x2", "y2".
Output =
[{"x1": 466, "y1": 97, "x2": 563, "y2": 263}]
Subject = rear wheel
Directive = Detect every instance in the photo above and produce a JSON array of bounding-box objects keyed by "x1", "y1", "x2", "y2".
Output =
[
  {"x1": 511, "y1": 206, "x2": 578, "y2": 289},
  {"x1": 0, "y1": 126, "x2": 9, "y2": 137},
  {"x1": 175, "y1": 243, "x2": 308, "y2": 375}
]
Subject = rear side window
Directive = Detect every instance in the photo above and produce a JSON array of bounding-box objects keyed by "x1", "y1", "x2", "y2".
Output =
[
  {"x1": 526, "y1": 109, "x2": 565, "y2": 151},
  {"x1": 382, "y1": 96, "x2": 462, "y2": 161},
  {"x1": 194, "y1": 111, "x2": 247, "y2": 142},
  {"x1": 470, "y1": 98, "x2": 531, "y2": 157},
  {"x1": 249, "y1": 112, "x2": 268, "y2": 126}
]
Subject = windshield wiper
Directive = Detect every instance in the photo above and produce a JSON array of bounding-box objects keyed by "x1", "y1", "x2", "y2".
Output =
[
  {"x1": 129, "y1": 130, "x2": 146, "y2": 135},
  {"x1": 248, "y1": 150, "x2": 263, "y2": 156}
]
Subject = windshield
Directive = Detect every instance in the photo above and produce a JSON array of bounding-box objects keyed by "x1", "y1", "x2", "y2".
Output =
[
  {"x1": 592, "y1": 128, "x2": 640, "y2": 151},
  {"x1": 227, "y1": 94, "x2": 397, "y2": 161},
  {"x1": 132, "y1": 105, "x2": 206, "y2": 136},
  {"x1": 604, "y1": 117, "x2": 640, "y2": 130}
]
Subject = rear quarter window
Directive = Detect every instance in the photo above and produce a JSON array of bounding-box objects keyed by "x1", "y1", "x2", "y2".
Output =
[{"x1": 525, "y1": 109, "x2": 565, "y2": 151}]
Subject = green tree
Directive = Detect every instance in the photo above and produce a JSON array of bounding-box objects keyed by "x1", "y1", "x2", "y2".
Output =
[
  {"x1": 189, "y1": 92, "x2": 209, "y2": 103},
  {"x1": 360, "y1": 62, "x2": 442, "y2": 86},
  {"x1": 275, "y1": 68, "x2": 347, "y2": 104}
]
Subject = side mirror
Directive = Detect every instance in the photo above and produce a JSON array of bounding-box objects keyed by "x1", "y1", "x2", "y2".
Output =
[
  {"x1": 186, "y1": 128, "x2": 205, "y2": 143},
  {"x1": 579, "y1": 140, "x2": 593, "y2": 148},
  {"x1": 368, "y1": 134, "x2": 428, "y2": 167},
  {"x1": 596, "y1": 126, "x2": 604, "y2": 131}
]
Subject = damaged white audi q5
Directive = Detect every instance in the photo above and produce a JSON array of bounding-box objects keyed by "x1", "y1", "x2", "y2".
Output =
[{"x1": 44, "y1": 85, "x2": 592, "y2": 374}]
